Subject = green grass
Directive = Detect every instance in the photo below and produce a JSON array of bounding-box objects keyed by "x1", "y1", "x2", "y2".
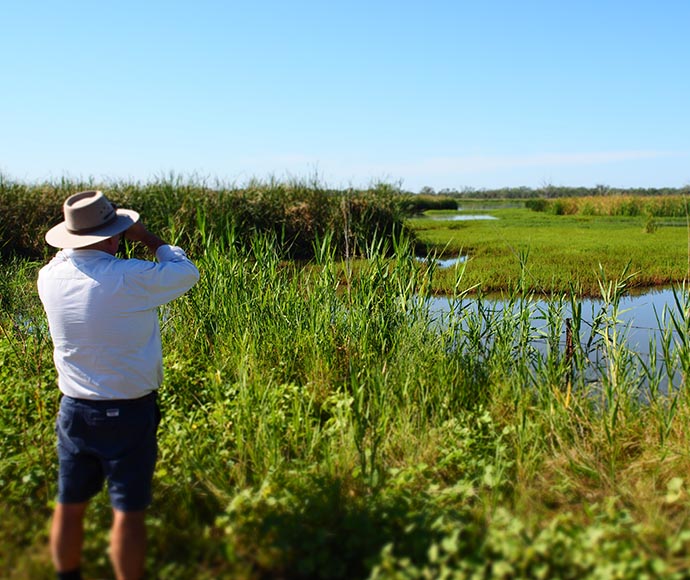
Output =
[
  {"x1": 0, "y1": 174, "x2": 412, "y2": 261},
  {"x1": 5, "y1": 226, "x2": 690, "y2": 578},
  {"x1": 5, "y1": 189, "x2": 690, "y2": 577},
  {"x1": 409, "y1": 208, "x2": 690, "y2": 295}
]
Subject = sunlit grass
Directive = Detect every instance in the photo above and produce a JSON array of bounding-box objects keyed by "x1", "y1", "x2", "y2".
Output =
[
  {"x1": 4, "y1": 203, "x2": 690, "y2": 576},
  {"x1": 409, "y1": 208, "x2": 690, "y2": 295}
]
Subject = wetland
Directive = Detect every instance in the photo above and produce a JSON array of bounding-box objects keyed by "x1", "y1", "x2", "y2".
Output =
[{"x1": 4, "y1": 178, "x2": 690, "y2": 578}]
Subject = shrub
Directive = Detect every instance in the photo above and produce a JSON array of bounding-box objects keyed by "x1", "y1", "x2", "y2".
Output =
[{"x1": 525, "y1": 198, "x2": 549, "y2": 212}]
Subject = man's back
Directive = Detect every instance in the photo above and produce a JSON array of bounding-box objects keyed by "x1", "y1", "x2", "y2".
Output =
[{"x1": 38, "y1": 245, "x2": 199, "y2": 400}]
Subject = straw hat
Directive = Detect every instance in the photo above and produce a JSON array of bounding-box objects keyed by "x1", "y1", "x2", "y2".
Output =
[{"x1": 45, "y1": 190, "x2": 140, "y2": 249}]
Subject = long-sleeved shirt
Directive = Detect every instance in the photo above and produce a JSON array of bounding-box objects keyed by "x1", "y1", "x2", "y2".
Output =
[{"x1": 37, "y1": 245, "x2": 200, "y2": 400}]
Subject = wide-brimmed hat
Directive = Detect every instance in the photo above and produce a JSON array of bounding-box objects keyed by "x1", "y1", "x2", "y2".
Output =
[{"x1": 45, "y1": 190, "x2": 140, "y2": 249}]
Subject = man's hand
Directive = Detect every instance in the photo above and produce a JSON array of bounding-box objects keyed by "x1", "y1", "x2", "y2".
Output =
[{"x1": 124, "y1": 222, "x2": 166, "y2": 255}]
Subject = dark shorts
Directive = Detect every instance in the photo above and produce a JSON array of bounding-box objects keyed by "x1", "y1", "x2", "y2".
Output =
[{"x1": 56, "y1": 392, "x2": 160, "y2": 511}]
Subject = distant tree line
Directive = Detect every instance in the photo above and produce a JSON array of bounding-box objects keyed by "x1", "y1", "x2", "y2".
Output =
[{"x1": 415, "y1": 184, "x2": 690, "y2": 199}]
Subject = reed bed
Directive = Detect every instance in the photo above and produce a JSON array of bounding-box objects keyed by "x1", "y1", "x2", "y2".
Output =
[
  {"x1": 3, "y1": 207, "x2": 690, "y2": 578},
  {"x1": 527, "y1": 195, "x2": 690, "y2": 218},
  {"x1": 0, "y1": 174, "x2": 412, "y2": 260}
]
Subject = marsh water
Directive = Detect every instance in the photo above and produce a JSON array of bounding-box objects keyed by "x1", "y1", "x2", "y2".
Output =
[
  {"x1": 416, "y1": 255, "x2": 467, "y2": 269},
  {"x1": 427, "y1": 287, "x2": 688, "y2": 391},
  {"x1": 427, "y1": 214, "x2": 498, "y2": 221}
]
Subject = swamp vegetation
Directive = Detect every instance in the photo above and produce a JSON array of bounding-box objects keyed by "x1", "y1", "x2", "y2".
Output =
[
  {"x1": 3, "y1": 177, "x2": 690, "y2": 578},
  {"x1": 410, "y1": 206, "x2": 690, "y2": 296}
]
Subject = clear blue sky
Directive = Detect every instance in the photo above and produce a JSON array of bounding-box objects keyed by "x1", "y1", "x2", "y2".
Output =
[{"x1": 2, "y1": 0, "x2": 689, "y2": 192}]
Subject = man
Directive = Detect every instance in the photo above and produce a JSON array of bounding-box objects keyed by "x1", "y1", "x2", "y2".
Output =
[{"x1": 37, "y1": 190, "x2": 200, "y2": 580}]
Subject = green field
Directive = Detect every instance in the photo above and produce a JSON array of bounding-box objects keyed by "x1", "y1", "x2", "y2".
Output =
[{"x1": 410, "y1": 205, "x2": 690, "y2": 296}]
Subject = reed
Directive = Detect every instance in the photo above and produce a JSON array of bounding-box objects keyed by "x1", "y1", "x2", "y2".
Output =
[
  {"x1": 527, "y1": 195, "x2": 690, "y2": 218},
  {"x1": 0, "y1": 174, "x2": 413, "y2": 261}
]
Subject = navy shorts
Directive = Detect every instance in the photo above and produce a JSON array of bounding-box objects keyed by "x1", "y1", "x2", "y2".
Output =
[{"x1": 56, "y1": 392, "x2": 160, "y2": 511}]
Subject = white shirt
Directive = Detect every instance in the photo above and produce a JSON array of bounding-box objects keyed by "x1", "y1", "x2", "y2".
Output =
[{"x1": 37, "y1": 245, "x2": 200, "y2": 400}]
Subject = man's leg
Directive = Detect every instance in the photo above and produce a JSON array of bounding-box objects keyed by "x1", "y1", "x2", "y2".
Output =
[
  {"x1": 51, "y1": 501, "x2": 88, "y2": 574},
  {"x1": 110, "y1": 509, "x2": 147, "y2": 580}
]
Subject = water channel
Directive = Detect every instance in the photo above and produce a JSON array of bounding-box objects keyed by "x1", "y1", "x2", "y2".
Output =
[{"x1": 426, "y1": 214, "x2": 498, "y2": 221}]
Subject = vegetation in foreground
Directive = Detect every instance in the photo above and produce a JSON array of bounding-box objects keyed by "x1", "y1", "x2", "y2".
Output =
[{"x1": 4, "y1": 218, "x2": 690, "y2": 578}]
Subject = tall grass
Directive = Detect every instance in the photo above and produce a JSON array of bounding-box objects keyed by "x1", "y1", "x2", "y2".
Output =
[
  {"x1": 0, "y1": 174, "x2": 413, "y2": 260},
  {"x1": 527, "y1": 194, "x2": 690, "y2": 218},
  {"x1": 4, "y1": 203, "x2": 690, "y2": 577}
]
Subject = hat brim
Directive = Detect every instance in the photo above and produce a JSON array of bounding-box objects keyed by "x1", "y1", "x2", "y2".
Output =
[{"x1": 45, "y1": 209, "x2": 140, "y2": 249}]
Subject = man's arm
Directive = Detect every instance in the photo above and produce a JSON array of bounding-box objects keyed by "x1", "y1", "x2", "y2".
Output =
[
  {"x1": 124, "y1": 222, "x2": 166, "y2": 255},
  {"x1": 121, "y1": 221, "x2": 199, "y2": 305}
]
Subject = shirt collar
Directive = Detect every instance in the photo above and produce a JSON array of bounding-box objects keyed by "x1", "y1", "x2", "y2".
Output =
[{"x1": 62, "y1": 248, "x2": 116, "y2": 260}]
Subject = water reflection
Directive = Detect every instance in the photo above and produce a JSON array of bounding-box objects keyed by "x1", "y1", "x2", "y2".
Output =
[
  {"x1": 415, "y1": 255, "x2": 467, "y2": 269},
  {"x1": 428, "y1": 288, "x2": 677, "y2": 346},
  {"x1": 427, "y1": 213, "x2": 498, "y2": 221},
  {"x1": 426, "y1": 287, "x2": 687, "y2": 392}
]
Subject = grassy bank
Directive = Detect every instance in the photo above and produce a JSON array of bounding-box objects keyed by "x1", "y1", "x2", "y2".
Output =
[{"x1": 4, "y1": 225, "x2": 690, "y2": 578}]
